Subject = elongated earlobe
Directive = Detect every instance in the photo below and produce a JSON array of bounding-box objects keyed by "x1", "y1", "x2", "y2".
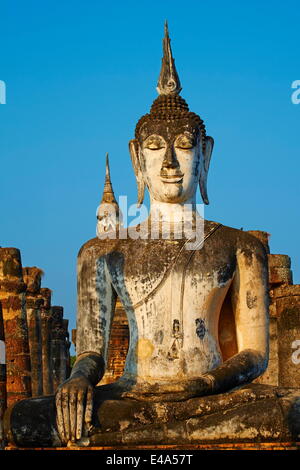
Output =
[
  {"x1": 199, "y1": 136, "x2": 214, "y2": 205},
  {"x1": 129, "y1": 139, "x2": 145, "y2": 207}
]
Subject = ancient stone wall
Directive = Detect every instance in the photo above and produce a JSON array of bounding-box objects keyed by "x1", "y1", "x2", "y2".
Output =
[{"x1": 0, "y1": 246, "x2": 71, "y2": 438}]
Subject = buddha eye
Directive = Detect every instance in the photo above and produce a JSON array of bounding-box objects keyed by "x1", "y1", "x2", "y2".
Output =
[
  {"x1": 144, "y1": 138, "x2": 166, "y2": 150},
  {"x1": 145, "y1": 143, "x2": 165, "y2": 150},
  {"x1": 175, "y1": 136, "x2": 195, "y2": 149}
]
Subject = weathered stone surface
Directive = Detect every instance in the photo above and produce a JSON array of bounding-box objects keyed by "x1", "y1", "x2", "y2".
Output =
[
  {"x1": 39, "y1": 288, "x2": 51, "y2": 309},
  {"x1": 96, "y1": 383, "x2": 278, "y2": 433},
  {"x1": 23, "y1": 268, "x2": 44, "y2": 397},
  {"x1": 269, "y1": 267, "x2": 293, "y2": 285},
  {"x1": 36, "y1": 287, "x2": 54, "y2": 395},
  {"x1": 0, "y1": 303, "x2": 6, "y2": 446},
  {"x1": 51, "y1": 307, "x2": 70, "y2": 391},
  {"x1": 51, "y1": 306, "x2": 63, "y2": 392},
  {"x1": 7, "y1": 25, "x2": 300, "y2": 449},
  {"x1": 268, "y1": 254, "x2": 291, "y2": 269},
  {"x1": 247, "y1": 230, "x2": 270, "y2": 253},
  {"x1": 271, "y1": 284, "x2": 300, "y2": 299},
  {"x1": 40, "y1": 307, "x2": 53, "y2": 395},
  {"x1": 89, "y1": 384, "x2": 300, "y2": 446},
  {"x1": 4, "y1": 395, "x2": 61, "y2": 448},
  {"x1": 7, "y1": 383, "x2": 300, "y2": 447},
  {"x1": 254, "y1": 317, "x2": 279, "y2": 386},
  {"x1": 62, "y1": 319, "x2": 71, "y2": 381},
  {"x1": 22, "y1": 267, "x2": 43, "y2": 294},
  {"x1": 26, "y1": 303, "x2": 43, "y2": 397},
  {"x1": 100, "y1": 299, "x2": 129, "y2": 385},
  {"x1": 277, "y1": 296, "x2": 300, "y2": 387},
  {"x1": 0, "y1": 248, "x2": 31, "y2": 407},
  {"x1": 185, "y1": 399, "x2": 283, "y2": 443},
  {"x1": 71, "y1": 328, "x2": 76, "y2": 349}
]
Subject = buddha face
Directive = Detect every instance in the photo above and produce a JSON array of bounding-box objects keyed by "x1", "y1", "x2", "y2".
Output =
[
  {"x1": 130, "y1": 119, "x2": 214, "y2": 207},
  {"x1": 138, "y1": 122, "x2": 202, "y2": 204}
]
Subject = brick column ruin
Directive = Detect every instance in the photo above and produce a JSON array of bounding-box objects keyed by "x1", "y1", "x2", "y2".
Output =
[
  {"x1": 62, "y1": 319, "x2": 71, "y2": 382},
  {"x1": 23, "y1": 267, "x2": 44, "y2": 397},
  {"x1": 51, "y1": 306, "x2": 68, "y2": 392},
  {"x1": 273, "y1": 285, "x2": 300, "y2": 387},
  {"x1": 100, "y1": 298, "x2": 129, "y2": 385},
  {"x1": 0, "y1": 248, "x2": 31, "y2": 407},
  {"x1": 0, "y1": 303, "x2": 6, "y2": 445},
  {"x1": 39, "y1": 288, "x2": 53, "y2": 395}
]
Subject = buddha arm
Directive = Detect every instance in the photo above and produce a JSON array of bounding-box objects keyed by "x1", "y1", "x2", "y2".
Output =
[
  {"x1": 56, "y1": 250, "x2": 117, "y2": 443},
  {"x1": 68, "y1": 352, "x2": 105, "y2": 387},
  {"x1": 203, "y1": 241, "x2": 269, "y2": 394}
]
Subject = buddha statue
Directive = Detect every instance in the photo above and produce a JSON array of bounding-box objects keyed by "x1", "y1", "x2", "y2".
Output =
[{"x1": 4, "y1": 23, "x2": 300, "y2": 448}]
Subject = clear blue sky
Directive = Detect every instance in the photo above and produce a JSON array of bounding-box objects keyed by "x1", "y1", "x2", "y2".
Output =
[{"x1": 1, "y1": 1, "x2": 300, "y2": 353}]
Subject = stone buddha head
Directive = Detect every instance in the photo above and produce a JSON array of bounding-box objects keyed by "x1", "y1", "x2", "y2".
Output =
[{"x1": 129, "y1": 23, "x2": 214, "y2": 208}]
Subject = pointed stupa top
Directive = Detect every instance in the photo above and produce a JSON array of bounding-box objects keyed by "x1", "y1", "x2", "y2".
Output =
[
  {"x1": 97, "y1": 153, "x2": 122, "y2": 236},
  {"x1": 100, "y1": 153, "x2": 118, "y2": 206},
  {"x1": 156, "y1": 21, "x2": 182, "y2": 96}
]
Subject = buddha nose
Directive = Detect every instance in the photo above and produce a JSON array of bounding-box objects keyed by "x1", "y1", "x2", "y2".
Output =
[{"x1": 162, "y1": 145, "x2": 179, "y2": 169}]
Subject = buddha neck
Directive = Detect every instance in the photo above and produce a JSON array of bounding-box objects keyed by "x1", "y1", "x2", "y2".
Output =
[{"x1": 148, "y1": 196, "x2": 203, "y2": 236}]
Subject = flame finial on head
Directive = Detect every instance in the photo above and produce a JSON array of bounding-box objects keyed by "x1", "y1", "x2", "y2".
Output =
[{"x1": 156, "y1": 21, "x2": 182, "y2": 96}]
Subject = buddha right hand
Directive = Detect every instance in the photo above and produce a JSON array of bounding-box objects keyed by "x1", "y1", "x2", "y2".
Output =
[{"x1": 55, "y1": 375, "x2": 94, "y2": 444}]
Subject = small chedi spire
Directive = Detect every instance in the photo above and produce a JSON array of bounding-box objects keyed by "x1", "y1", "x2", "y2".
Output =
[
  {"x1": 97, "y1": 153, "x2": 121, "y2": 235},
  {"x1": 101, "y1": 153, "x2": 118, "y2": 205},
  {"x1": 156, "y1": 21, "x2": 182, "y2": 96}
]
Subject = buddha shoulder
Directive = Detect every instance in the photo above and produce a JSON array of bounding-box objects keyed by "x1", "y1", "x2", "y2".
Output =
[
  {"x1": 77, "y1": 227, "x2": 144, "y2": 262},
  {"x1": 215, "y1": 224, "x2": 268, "y2": 262},
  {"x1": 77, "y1": 235, "x2": 120, "y2": 261}
]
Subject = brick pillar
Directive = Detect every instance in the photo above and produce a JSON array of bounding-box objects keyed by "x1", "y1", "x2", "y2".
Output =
[
  {"x1": 71, "y1": 329, "x2": 76, "y2": 351},
  {"x1": 39, "y1": 288, "x2": 53, "y2": 395},
  {"x1": 272, "y1": 285, "x2": 300, "y2": 387},
  {"x1": 0, "y1": 303, "x2": 6, "y2": 445},
  {"x1": 100, "y1": 298, "x2": 129, "y2": 385},
  {"x1": 23, "y1": 267, "x2": 44, "y2": 396},
  {"x1": 0, "y1": 248, "x2": 31, "y2": 407},
  {"x1": 62, "y1": 319, "x2": 71, "y2": 382},
  {"x1": 268, "y1": 254, "x2": 292, "y2": 287},
  {"x1": 50, "y1": 306, "x2": 64, "y2": 392},
  {"x1": 254, "y1": 252, "x2": 293, "y2": 386}
]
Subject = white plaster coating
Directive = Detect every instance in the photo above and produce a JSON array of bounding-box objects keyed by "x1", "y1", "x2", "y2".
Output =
[
  {"x1": 76, "y1": 123, "x2": 269, "y2": 393},
  {"x1": 231, "y1": 248, "x2": 269, "y2": 357}
]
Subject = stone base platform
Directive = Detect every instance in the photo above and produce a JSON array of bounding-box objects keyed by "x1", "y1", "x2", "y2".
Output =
[
  {"x1": 4, "y1": 442, "x2": 300, "y2": 450},
  {"x1": 4, "y1": 384, "x2": 300, "y2": 448}
]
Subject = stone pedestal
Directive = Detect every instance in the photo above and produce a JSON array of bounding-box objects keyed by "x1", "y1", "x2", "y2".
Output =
[{"x1": 4, "y1": 384, "x2": 300, "y2": 448}]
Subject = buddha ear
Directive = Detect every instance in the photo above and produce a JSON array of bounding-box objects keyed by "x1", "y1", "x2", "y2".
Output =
[
  {"x1": 129, "y1": 139, "x2": 145, "y2": 207},
  {"x1": 199, "y1": 136, "x2": 214, "y2": 205}
]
